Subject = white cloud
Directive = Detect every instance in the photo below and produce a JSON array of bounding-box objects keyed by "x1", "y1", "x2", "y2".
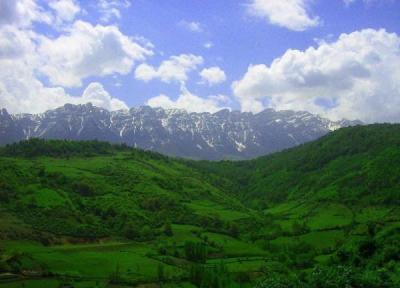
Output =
[
  {"x1": 38, "y1": 20, "x2": 153, "y2": 87},
  {"x1": 97, "y1": 0, "x2": 131, "y2": 23},
  {"x1": 200, "y1": 67, "x2": 227, "y2": 86},
  {"x1": 147, "y1": 86, "x2": 228, "y2": 113},
  {"x1": 0, "y1": 0, "x2": 51, "y2": 27},
  {"x1": 0, "y1": 46, "x2": 127, "y2": 113},
  {"x1": 247, "y1": 0, "x2": 319, "y2": 31},
  {"x1": 232, "y1": 29, "x2": 400, "y2": 123},
  {"x1": 178, "y1": 20, "x2": 204, "y2": 33},
  {"x1": 0, "y1": 28, "x2": 127, "y2": 113},
  {"x1": 0, "y1": 26, "x2": 35, "y2": 59},
  {"x1": 135, "y1": 54, "x2": 203, "y2": 84},
  {"x1": 0, "y1": 37, "x2": 72, "y2": 113},
  {"x1": 208, "y1": 94, "x2": 232, "y2": 105},
  {"x1": 49, "y1": 0, "x2": 81, "y2": 25},
  {"x1": 0, "y1": 43, "x2": 126, "y2": 113},
  {"x1": 0, "y1": 19, "x2": 132, "y2": 113},
  {"x1": 0, "y1": 74, "x2": 127, "y2": 114},
  {"x1": 81, "y1": 82, "x2": 128, "y2": 110}
]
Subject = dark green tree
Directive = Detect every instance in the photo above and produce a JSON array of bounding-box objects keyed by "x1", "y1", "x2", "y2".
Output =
[{"x1": 164, "y1": 220, "x2": 173, "y2": 236}]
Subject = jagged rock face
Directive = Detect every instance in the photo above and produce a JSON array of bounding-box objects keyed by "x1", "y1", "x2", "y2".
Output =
[
  {"x1": 0, "y1": 108, "x2": 25, "y2": 146},
  {"x1": 0, "y1": 103, "x2": 362, "y2": 160}
]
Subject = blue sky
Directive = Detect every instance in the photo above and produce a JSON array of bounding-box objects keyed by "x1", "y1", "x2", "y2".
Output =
[
  {"x1": 103, "y1": 0, "x2": 400, "y2": 110},
  {"x1": 0, "y1": 0, "x2": 399, "y2": 123}
]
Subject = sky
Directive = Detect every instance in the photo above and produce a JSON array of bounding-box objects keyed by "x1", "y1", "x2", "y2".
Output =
[{"x1": 0, "y1": 0, "x2": 399, "y2": 123}]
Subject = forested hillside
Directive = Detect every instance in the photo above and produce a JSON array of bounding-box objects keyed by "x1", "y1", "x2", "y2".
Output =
[
  {"x1": 190, "y1": 124, "x2": 400, "y2": 206},
  {"x1": 0, "y1": 124, "x2": 399, "y2": 287}
]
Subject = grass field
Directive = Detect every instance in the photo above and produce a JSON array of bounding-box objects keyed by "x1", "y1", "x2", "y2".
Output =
[
  {"x1": 187, "y1": 200, "x2": 250, "y2": 221},
  {"x1": 1, "y1": 240, "x2": 183, "y2": 285},
  {"x1": 1, "y1": 126, "x2": 399, "y2": 287}
]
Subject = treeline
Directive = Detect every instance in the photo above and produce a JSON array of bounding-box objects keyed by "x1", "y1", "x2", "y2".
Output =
[
  {"x1": 190, "y1": 124, "x2": 400, "y2": 207},
  {"x1": 0, "y1": 138, "x2": 173, "y2": 160},
  {"x1": 189, "y1": 263, "x2": 232, "y2": 288},
  {"x1": 0, "y1": 138, "x2": 130, "y2": 158}
]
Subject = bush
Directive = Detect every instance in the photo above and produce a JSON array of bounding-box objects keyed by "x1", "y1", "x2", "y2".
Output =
[
  {"x1": 164, "y1": 220, "x2": 173, "y2": 236},
  {"x1": 124, "y1": 222, "x2": 139, "y2": 240},
  {"x1": 184, "y1": 241, "x2": 207, "y2": 263},
  {"x1": 72, "y1": 180, "x2": 97, "y2": 196}
]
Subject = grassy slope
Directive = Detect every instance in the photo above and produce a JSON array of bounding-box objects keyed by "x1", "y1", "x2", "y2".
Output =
[
  {"x1": 0, "y1": 140, "x2": 259, "y2": 287},
  {"x1": 189, "y1": 124, "x2": 400, "y2": 205},
  {"x1": 0, "y1": 124, "x2": 399, "y2": 287}
]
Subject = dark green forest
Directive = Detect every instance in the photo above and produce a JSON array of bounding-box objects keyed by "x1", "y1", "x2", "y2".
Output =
[{"x1": 0, "y1": 124, "x2": 399, "y2": 287}]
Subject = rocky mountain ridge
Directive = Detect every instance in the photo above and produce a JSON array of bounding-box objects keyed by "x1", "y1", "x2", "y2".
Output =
[{"x1": 0, "y1": 103, "x2": 362, "y2": 159}]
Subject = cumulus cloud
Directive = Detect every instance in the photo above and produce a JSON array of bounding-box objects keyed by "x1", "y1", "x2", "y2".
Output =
[
  {"x1": 178, "y1": 20, "x2": 204, "y2": 33},
  {"x1": 0, "y1": 0, "x2": 51, "y2": 27},
  {"x1": 0, "y1": 26, "x2": 36, "y2": 59},
  {"x1": 81, "y1": 82, "x2": 128, "y2": 110},
  {"x1": 0, "y1": 58, "x2": 73, "y2": 113},
  {"x1": 38, "y1": 20, "x2": 153, "y2": 87},
  {"x1": 49, "y1": 0, "x2": 81, "y2": 25},
  {"x1": 0, "y1": 77, "x2": 127, "y2": 114},
  {"x1": 200, "y1": 67, "x2": 227, "y2": 86},
  {"x1": 232, "y1": 29, "x2": 400, "y2": 123},
  {"x1": 0, "y1": 13, "x2": 135, "y2": 113},
  {"x1": 0, "y1": 28, "x2": 127, "y2": 113},
  {"x1": 97, "y1": 0, "x2": 131, "y2": 23},
  {"x1": 0, "y1": 43, "x2": 127, "y2": 113},
  {"x1": 135, "y1": 54, "x2": 203, "y2": 84},
  {"x1": 247, "y1": 0, "x2": 319, "y2": 31},
  {"x1": 0, "y1": 0, "x2": 81, "y2": 29},
  {"x1": 0, "y1": 43, "x2": 125, "y2": 113},
  {"x1": 147, "y1": 86, "x2": 228, "y2": 113}
]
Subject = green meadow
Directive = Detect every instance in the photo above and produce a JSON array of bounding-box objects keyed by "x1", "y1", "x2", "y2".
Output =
[{"x1": 0, "y1": 124, "x2": 399, "y2": 287}]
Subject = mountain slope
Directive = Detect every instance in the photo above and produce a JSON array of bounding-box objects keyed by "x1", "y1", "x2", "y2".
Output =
[
  {"x1": 189, "y1": 124, "x2": 400, "y2": 207},
  {"x1": 0, "y1": 109, "x2": 24, "y2": 146},
  {"x1": 0, "y1": 139, "x2": 246, "y2": 239},
  {"x1": 0, "y1": 103, "x2": 361, "y2": 160},
  {"x1": 0, "y1": 125, "x2": 399, "y2": 287}
]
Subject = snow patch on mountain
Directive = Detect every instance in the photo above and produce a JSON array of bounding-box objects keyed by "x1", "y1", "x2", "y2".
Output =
[{"x1": 0, "y1": 103, "x2": 362, "y2": 160}]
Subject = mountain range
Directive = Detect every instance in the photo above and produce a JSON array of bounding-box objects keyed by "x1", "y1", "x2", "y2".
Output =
[{"x1": 0, "y1": 103, "x2": 362, "y2": 160}]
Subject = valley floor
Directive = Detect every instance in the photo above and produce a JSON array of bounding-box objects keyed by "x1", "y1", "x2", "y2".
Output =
[{"x1": 1, "y1": 203, "x2": 399, "y2": 287}]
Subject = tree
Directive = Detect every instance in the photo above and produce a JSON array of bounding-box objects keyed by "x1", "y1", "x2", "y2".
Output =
[
  {"x1": 0, "y1": 180, "x2": 12, "y2": 202},
  {"x1": 124, "y1": 222, "x2": 138, "y2": 240},
  {"x1": 291, "y1": 221, "x2": 309, "y2": 235},
  {"x1": 72, "y1": 179, "x2": 96, "y2": 197},
  {"x1": 0, "y1": 245, "x2": 8, "y2": 273},
  {"x1": 140, "y1": 225, "x2": 154, "y2": 241},
  {"x1": 358, "y1": 239, "x2": 377, "y2": 258},
  {"x1": 229, "y1": 222, "x2": 239, "y2": 238},
  {"x1": 109, "y1": 263, "x2": 121, "y2": 284},
  {"x1": 184, "y1": 241, "x2": 207, "y2": 263},
  {"x1": 235, "y1": 271, "x2": 250, "y2": 287},
  {"x1": 189, "y1": 263, "x2": 232, "y2": 288},
  {"x1": 157, "y1": 263, "x2": 165, "y2": 282},
  {"x1": 164, "y1": 220, "x2": 173, "y2": 236},
  {"x1": 308, "y1": 265, "x2": 354, "y2": 288}
]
